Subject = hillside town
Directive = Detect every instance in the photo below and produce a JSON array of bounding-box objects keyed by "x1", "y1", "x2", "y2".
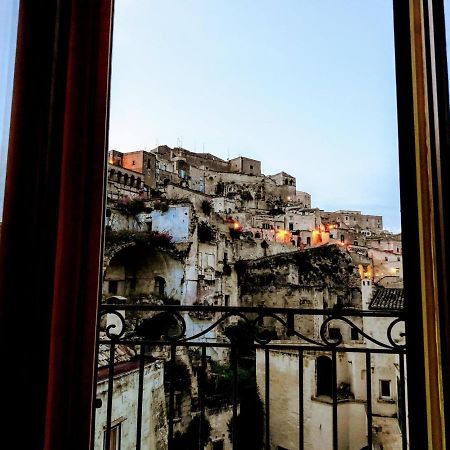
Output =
[{"x1": 96, "y1": 146, "x2": 405, "y2": 450}]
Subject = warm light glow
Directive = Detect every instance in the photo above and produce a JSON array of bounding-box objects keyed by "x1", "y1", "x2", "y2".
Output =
[
  {"x1": 232, "y1": 221, "x2": 241, "y2": 230},
  {"x1": 276, "y1": 229, "x2": 291, "y2": 243},
  {"x1": 109, "y1": 158, "x2": 114, "y2": 164}
]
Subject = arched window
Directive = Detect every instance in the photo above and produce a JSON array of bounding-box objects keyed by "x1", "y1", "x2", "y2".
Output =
[
  {"x1": 154, "y1": 276, "x2": 166, "y2": 296},
  {"x1": 130, "y1": 175, "x2": 135, "y2": 187},
  {"x1": 123, "y1": 174, "x2": 129, "y2": 185},
  {"x1": 316, "y1": 355, "x2": 333, "y2": 397}
]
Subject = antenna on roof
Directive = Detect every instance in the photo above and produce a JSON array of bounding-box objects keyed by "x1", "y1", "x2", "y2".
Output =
[{"x1": 227, "y1": 146, "x2": 230, "y2": 161}]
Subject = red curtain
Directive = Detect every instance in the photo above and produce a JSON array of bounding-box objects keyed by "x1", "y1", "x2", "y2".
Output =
[{"x1": 0, "y1": 1, "x2": 113, "y2": 449}]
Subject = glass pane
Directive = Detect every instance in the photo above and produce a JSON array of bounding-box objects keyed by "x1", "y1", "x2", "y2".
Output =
[
  {"x1": 95, "y1": 2, "x2": 406, "y2": 449},
  {"x1": 0, "y1": 1, "x2": 19, "y2": 222}
]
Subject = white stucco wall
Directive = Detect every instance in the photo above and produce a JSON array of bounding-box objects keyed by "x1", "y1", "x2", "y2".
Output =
[
  {"x1": 256, "y1": 349, "x2": 369, "y2": 450},
  {"x1": 95, "y1": 361, "x2": 167, "y2": 450},
  {"x1": 137, "y1": 205, "x2": 191, "y2": 243}
]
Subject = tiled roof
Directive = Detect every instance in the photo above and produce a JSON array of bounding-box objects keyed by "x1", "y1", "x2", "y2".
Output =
[
  {"x1": 369, "y1": 288, "x2": 404, "y2": 311},
  {"x1": 97, "y1": 332, "x2": 136, "y2": 368}
]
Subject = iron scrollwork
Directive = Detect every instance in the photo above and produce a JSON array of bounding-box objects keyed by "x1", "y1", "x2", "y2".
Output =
[{"x1": 98, "y1": 304, "x2": 406, "y2": 351}]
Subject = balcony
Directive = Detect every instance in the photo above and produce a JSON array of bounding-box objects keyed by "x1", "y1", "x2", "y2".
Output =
[{"x1": 94, "y1": 304, "x2": 406, "y2": 450}]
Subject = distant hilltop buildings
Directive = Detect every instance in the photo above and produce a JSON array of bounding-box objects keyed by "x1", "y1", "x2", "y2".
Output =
[{"x1": 106, "y1": 145, "x2": 398, "y2": 262}]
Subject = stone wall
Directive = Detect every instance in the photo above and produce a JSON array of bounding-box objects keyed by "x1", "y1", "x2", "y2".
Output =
[{"x1": 95, "y1": 361, "x2": 167, "y2": 450}]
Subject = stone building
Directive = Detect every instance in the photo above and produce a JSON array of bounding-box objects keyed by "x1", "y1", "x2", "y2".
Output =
[
  {"x1": 229, "y1": 156, "x2": 261, "y2": 175},
  {"x1": 101, "y1": 145, "x2": 402, "y2": 450},
  {"x1": 95, "y1": 335, "x2": 167, "y2": 450},
  {"x1": 254, "y1": 276, "x2": 405, "y2": 450},
  {"x1": 321, "y1": 210, "x2": 383, "y2": 233}
]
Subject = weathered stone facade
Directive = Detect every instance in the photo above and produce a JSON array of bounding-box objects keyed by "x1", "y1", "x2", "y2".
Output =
[{"x1": 100, "y1": 145, "x2": 403, "y2": 450}]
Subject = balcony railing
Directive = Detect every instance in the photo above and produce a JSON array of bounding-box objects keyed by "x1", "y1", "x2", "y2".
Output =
[{"x1": 94, "y1": 304, "x2": 406, "y2": 450}]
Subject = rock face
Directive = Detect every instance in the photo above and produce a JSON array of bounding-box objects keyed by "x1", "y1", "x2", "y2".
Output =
[{"x1": 239, "y1": 244, "x2": 361, "y2": 295}]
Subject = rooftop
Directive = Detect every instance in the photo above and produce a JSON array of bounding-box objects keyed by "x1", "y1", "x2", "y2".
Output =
[{"x1": 369, "y1": 288, "x2": 404, "y2": 311}]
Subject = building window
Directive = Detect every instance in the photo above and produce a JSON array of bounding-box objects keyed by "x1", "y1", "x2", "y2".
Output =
[
  {"x1": 104, "y1": 424, "x2": 121, "y2": 450},
  {"x1": 154, "y1": 276, "x2": 166, "y2": 296},
  {"x1": 385, "y1": 257, "x2": 389, "y2": 262},
  {"x1": 306, "y1": 236, "x2": 311, "y2": 245},
  {"x1": 328, "y1": 327, "x2": 341, "y2": 340},
  {"x1": 316, "y1": 356, "x2": 333, "y2": 397},
  {"x1": 224, "y1": 295, "x2": 230, "y2": 306},
  {"x1": 128, "y1": 278, "x2": 136, "y2": 291},
  {"x1": 354, "y1": 240, "x2": 358, "y2": 246},
  {"x1": 340, "y1": 235, "x2": 345, "y2": 243},
  {"x1": 109, "y1": 280, "x2": 118, "y2": 295},
  {"x1": 380, "y1": 379, "x2": 392, "y2": 399},
  {"x1": 132, "y1": 160, "x2": 135, "y2": 165},
  {"x1": 250, "y1": 165, "x2": 253, "y2": 169},
  {"x1": 351, "y1": 328, "x2": 359, "y2": 340},
  {"x1": 213, "y1": 440, "x2": 224, "y2": 450},
  {"x1": 223, "y1": 252, "x2": 228, "y2": 263},
  {"x1": 289, "y1": 222, "x2": 294, "y2": 231},
  {"x1": 147, "y1": 159, "x2": 151, "y2": 169}
]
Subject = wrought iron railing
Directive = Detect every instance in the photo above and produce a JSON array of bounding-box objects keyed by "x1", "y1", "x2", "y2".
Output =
[{"x1": 94, "y1": 304, "x2": 407, "y2": 450}]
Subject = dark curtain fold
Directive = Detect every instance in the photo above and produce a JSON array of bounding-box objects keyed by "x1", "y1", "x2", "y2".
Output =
[{"x1": 0, "y1": 1, "x2": 113, "y2": 449}]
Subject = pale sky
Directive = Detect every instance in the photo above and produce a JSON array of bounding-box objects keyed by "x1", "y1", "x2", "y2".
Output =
[
  {"x1": 109, "y1": 0, "x2": 401, "y2": 231},
  {"x1": 5, "y1": 2, "x2": 449, "y2": 232}
]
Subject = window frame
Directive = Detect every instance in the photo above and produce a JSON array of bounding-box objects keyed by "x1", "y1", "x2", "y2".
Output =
[
  {"x1": 0, "y1": 1, "x2": 449, "y2": 449},
  {"x1": 103, "y1": 423, "x2": 121, "y2": 450},
  {"x1": 379, "y1": 379, "x2": 392, "y2": 400}
]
